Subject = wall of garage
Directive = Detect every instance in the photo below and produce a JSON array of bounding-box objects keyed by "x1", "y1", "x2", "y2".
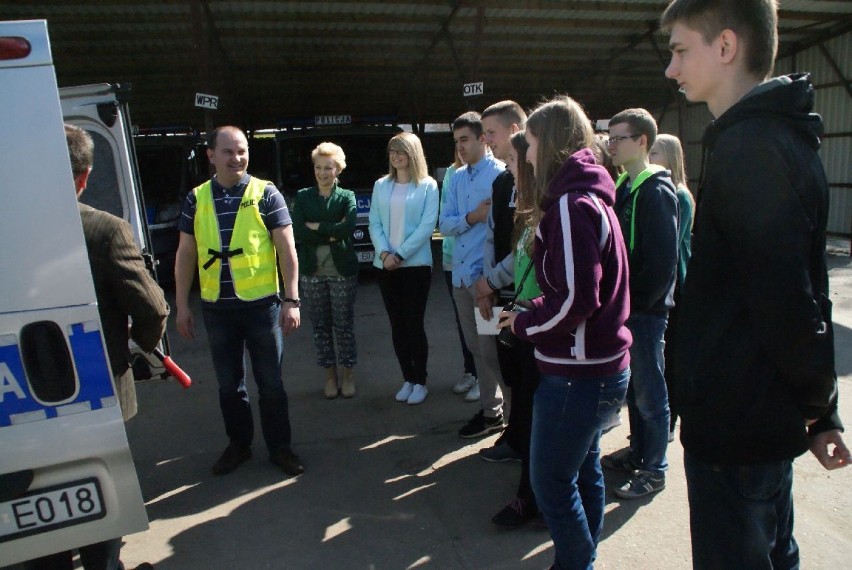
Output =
[{"x1": 657, "y1": 30, "x2": 851, "y2": 237}]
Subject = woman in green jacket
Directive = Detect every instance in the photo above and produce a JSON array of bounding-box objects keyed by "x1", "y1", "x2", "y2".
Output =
[{"x1": 291, "y1": 142, "x2": 359, "y2": 399}]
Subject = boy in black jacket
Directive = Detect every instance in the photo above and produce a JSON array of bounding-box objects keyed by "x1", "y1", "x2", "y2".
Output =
[
  {"x1": 661, "y1": 0, "x2": 850, "y2": 567},
  {"x1": 603, "y1": 108, "x2": 679, "y2": 500}
]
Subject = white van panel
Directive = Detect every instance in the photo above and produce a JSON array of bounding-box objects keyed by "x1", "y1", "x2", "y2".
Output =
[
  {"x1": 0, "y1": 20, "x2": 148, "y2": 566},
  {"x1": 0, "y1": 62, "x2": 95, "y2": 314}
]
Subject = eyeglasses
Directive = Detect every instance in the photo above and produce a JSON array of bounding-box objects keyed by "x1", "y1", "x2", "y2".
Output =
[
  {"x1": 388, "y1": 149, "x2": 407, "y2": 156},
  {"x1": 606, "y1": 134, "x2": 641, "y2": 146}
]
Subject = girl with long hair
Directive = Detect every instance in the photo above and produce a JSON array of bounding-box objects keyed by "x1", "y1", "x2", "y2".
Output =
[
  {"x1": 498, "y1": 96, "x2": 632, "y2": 568},
  {"x1": 649, "y1": 133, "x2": 695, "y2": 439},
  {"x1": 368, "y1": 132, "x2": 439, "y2": 405}
]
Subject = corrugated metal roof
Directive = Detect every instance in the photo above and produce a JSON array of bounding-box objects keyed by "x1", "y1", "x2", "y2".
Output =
[{"x1": 3, "y1": 0, "x2": 850, "y2": 129}]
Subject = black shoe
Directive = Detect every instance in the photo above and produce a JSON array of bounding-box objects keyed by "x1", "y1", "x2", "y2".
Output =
[
  {"x1": 478, "y1": 441, "x2": 522, "y2": 463},
  {"x1": 212, "y1": 443, "x2": 252, "y2": 475},
  {"x1": 492, "y1": 497, "x2": 538, "y2": 528},
  {"x1": 459, "y1": 410, "x2": 504, "y2": 439},
  {"x1": 270, "y1": 448, "x2": 305, "y2": 476},
  {"x1": 601, "y1": 447, "x2": 639, "y2": 473}
]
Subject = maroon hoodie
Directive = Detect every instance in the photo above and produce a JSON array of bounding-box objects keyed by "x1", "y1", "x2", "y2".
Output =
[{"x1": 513, "y1": 148, "x2": 632, "y2": 378}]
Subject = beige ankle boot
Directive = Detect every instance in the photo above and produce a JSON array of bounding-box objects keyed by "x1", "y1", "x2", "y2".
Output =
[
  {"x1": 324, "y1": 366, "x2": 338, "y2": 399},
  {"x1": 341, "y1": 366, "x2": 356, "y2": 398}
]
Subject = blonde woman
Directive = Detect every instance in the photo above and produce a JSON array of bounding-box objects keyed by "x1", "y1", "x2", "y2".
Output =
[
  {"x1": 292, "y1": 142, "x2": 358, "y2": 398},
  {"x1": 649, "y1": 133, "x2": 695, "y2": 438},
  {"x1": 368, "y1": 132, "x2": 439, "y2": 405}
]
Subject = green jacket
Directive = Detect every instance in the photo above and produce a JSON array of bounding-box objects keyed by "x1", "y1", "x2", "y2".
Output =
[{"x1": 291, "y1": 184, "x2": 359, "y2": 277}]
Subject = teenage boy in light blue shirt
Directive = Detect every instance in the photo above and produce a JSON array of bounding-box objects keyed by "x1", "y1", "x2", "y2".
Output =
[{"x1": 440, "y1": 111, "x2": 507, "y2": 438}]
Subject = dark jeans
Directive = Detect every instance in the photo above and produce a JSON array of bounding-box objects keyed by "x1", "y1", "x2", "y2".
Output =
[
  {"x1": 684, "y1": 453, "x2": 799, "y2": 570},
  {"x1": 625, "y1": 313, "x2": 670, "y2": 475},
  {"x1": 496, "y1": 338, "x2": 540, "y2": 503},
  {"x1": 664, "y1": 287, "x2": 681, "y2": 432},
  {"x1": 378, "y1": 266, "x2": 432, "y2": 384},
  {"x1": 202, "y1": 301, "x2": 293, "y2": 454},
  {"x1": 444, "y1": 270, "x2": 476, "y2": 376},
  {"x1": 531, "y1": 368, "x2": 630, "y2": 570}
]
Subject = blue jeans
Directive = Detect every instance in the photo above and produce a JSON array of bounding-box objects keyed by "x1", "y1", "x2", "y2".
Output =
[
  {"x1": 202, "y1": 301, "x2": 292, "y2": 453},
  {"x1": 625, "y1": 313, "x2": 670, "y2": 475},
  {"x1": 531, "y1": 368, "x2": 630, "y2": 570},
  {"x1": 685, "y1": 453, "x2": 799, "y2": 570}
]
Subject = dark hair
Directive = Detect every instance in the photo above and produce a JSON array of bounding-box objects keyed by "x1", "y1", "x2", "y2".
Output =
[
  {"x1": 609, "y1": 108, "x2": 657, "y2": 152},
  {"x1": 594, "y1": 134, "x2": 620, "y2": 182},
  {"x1": 207, "y1": 125, "x2": 246, "y2": 150},
  {"x1": 64, "y1": 124, "x2": 94, "y2": 177},
  {"x1": 661, "y1": 0, "x2": 778, "y2": 79},
  {"x1": 510, "y1": 131, "x2": 540, "y2": 253},
  {"x1": 526, "y1": 96, "x2": 595, "y2": 197},
  {"x1": 452, "y1": 111, "x2": 483, "y2": 138},
  {"x1": 482, "y1": 100, "x2": 527, "y2": 129}
]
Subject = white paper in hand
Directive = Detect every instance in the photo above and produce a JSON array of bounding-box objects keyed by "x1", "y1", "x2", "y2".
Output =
[{"x1": 475, "y1": 306, "x2": 504, "y2": 335}]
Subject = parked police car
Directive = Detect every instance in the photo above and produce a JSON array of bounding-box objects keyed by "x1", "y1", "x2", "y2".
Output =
[{"x1": 275, "y1": 119, "x2": 403, "y2": 264}]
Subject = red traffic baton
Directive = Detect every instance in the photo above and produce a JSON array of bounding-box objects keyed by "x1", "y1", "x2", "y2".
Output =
[{"x1": 152, "y1": 348, "x2": 192, "y2": 389}]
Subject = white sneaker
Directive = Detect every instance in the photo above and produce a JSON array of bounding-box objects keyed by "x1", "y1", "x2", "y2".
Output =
[
  {"x1": 395, "y1": 381, "x2": 414, "y2": 402},
  {"x1": 464, "y1": 379, "x2": 480, "y2": 402},
  {"x1": 407, "y1": 384, "x2": 428, "y2": 405},
  {"x1": 453, "y1": 373, "x2": 477, "y2": 394}
]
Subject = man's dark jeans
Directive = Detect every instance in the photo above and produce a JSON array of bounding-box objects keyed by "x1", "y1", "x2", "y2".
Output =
[
  {"x1": 684, "y1": 452, "x2": 799, "y2": 570},
  {"x1": 202, "y1": 301, "x2": 292, "y2": 453}
]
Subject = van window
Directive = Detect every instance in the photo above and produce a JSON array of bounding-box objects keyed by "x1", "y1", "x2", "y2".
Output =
[
  {"x1": 19, "y1": 321, "x2": 76, "y2": 403},
  {"x1": 79, "y1": 130, "x2": 123, "y2": 218}
]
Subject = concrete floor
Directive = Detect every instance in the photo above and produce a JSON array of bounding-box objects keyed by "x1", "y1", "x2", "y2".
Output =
[{"x1": 110, "y1": 250, "x2": 852, "y2": 569}]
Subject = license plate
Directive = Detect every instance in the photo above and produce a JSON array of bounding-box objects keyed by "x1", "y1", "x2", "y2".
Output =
[
  {"x1": 357, "y1": 250, "x2": 374, "y2": 263},
  {"x1": 0, "y1": 478, "x2": 106, "y2": 542}
]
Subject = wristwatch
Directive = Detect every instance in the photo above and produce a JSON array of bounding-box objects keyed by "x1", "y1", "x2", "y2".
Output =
[{"x1": 283, "y1": 297, "x2": 301, "y2": 308}]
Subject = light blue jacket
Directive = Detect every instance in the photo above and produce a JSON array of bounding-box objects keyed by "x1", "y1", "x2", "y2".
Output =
[{"x1": 368, "y1": 175, "x2": 439, "y2": 269}]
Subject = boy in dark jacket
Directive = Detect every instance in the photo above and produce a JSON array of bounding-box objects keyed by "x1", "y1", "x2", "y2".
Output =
[
  {"x1": 661, "y1": 0, "x2": 850, "y2": 567},
  {"x1": 603, "y1": 108, "x2": 679, "y2": 499}
]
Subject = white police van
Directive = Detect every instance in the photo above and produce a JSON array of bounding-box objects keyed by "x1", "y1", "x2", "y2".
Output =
[{"x1": 0, "y1": 20, "x2": 149, "y2": 566}]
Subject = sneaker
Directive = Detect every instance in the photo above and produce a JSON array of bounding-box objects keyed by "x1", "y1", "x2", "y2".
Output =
[
  {"x1": 601, "y1": 447, "x2": 639, "y2": 473},
  {"x1": 492, "y1": 497, "x2": 538, "y2": 528},
  {"x1": 463, "y1": 379, "x2": 480, "y2": 402},
  {"x1": 212, "y1": 443, "x2": 252, "y2": 476},
  {"x1": 459, "y1": 410, "x2": 504, "y2": 439},
  {"x1": 479, "y1": 441, "x2": 522, "y2": 463},
  {"x1": 395, "y1": 381, "x2": 414, "y2": 402},
  {"x1": 613, "y1": 470, "x2": 665, "y2": 499},
  {"x1": 407, "y1": 384, "x2": 428, "y2": 405},
  {"x1": 453, "y1": 372, "x2": 477, "y2": 394},
  {"x1": 270, "y1": 448, "x2": 305, "y2": 477}
]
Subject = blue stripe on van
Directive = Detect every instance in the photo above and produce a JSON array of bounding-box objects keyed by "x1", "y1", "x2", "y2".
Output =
[{"x1": 0, "y1": 323, "x2": 116, "y2": 427}]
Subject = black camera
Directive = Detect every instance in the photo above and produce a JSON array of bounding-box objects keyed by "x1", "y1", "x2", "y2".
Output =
[{"x1": 497, "y1": 301, "x2": 525, "y2": 348}]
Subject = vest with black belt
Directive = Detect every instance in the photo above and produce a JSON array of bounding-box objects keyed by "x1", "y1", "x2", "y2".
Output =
[{"x1": 193, "y1": 177, "x2": 279, "y2": 302}]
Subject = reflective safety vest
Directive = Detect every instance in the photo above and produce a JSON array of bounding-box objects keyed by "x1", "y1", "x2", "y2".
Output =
[{"x1": 193, "y1": 177, "x2": 279, "y2": 302}]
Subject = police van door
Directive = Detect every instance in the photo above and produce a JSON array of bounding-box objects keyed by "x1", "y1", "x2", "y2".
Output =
[
  {"x1": 0, "y1": 20, "x2": 148, "y2": 566},
  {"x1": 60, "y1": 83, "x2": 172, "y2": 378}
]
